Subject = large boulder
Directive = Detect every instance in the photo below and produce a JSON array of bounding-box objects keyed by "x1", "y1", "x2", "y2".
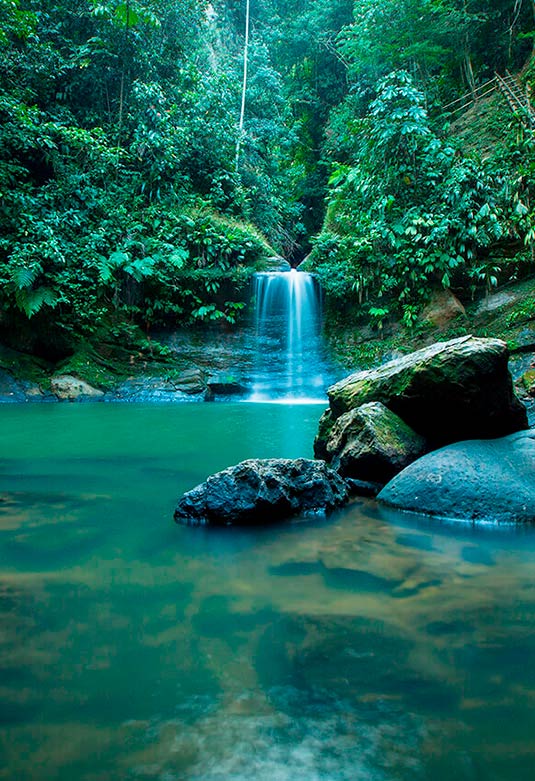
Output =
[
  {"x1": 174, "y1": 458, "x2": 348, "y2": 527},
  {"x1": 318, "y1": 336, "x2": 527, "y2": 451},
  {"x1": 324, "y1": 402, "x2": 426, "y2": 484},
  {"x1": 378, "y1": 430, "x2": 535, "y2": 524}
]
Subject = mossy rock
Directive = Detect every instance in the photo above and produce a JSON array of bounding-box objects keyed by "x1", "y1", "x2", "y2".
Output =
[
  {"x1": 314, "y1": 408, "x2": 335, "y2": 459},
  {"x1": 325, "y1": 402, "x2": 427, "y2": 484},
  {"x1": 324, "y1": 335, "x2": 527, "y2": 449}
]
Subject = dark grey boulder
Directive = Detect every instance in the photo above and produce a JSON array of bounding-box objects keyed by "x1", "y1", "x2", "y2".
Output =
[
  {"x1": 378, "y1": 430, "x2": 535, "y2": 524},
  {"x1": 174, "y1": 458, "x2": 348, "y2": 527},
  {"x1": 324, "y1": 402, "x2": 426, "y2": 484},
  {"x1": 317, "y1": 335, "x2": 527, "y2": 452},
  {"x1": 206, "y1": 377, "x2": 248, "y2": 399}
]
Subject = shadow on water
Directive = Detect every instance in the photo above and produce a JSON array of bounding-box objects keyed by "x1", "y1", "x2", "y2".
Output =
[{"x1": 2, "y1": 403, "x2": 535, "y2": 780}]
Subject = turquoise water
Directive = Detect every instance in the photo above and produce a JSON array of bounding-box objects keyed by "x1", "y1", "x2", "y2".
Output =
[{"x1": 1, "y1": 403, "x2": 535, "y2": 780}]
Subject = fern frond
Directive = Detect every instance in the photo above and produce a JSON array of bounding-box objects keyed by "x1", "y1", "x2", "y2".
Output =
[
  {"x1": 15, "y1": 287, "x2": 59, "y2": 318},
  {"x1": 9, "y1": 264, "x2": 39, "y2": 290}
]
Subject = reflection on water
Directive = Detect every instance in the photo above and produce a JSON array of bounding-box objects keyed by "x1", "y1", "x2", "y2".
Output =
[{"x1": 1, "y1": 404, "x2": 535, "y2": 780}]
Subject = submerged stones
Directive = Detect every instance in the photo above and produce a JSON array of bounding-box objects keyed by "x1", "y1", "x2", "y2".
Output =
[
  {"x1": 174, "y1": 458, "x2": 348, "y2": 527},
  {"x1": 378, "y1": 430, "x2": 535, "y2": 524}
]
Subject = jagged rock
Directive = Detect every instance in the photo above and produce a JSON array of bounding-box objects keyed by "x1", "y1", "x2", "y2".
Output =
[
  {"x1": 323, "y1": 402, "x2": 426, "y2": 484},
  {"x1": 378, "y1": 430, "x2": 535, "y2": 524},
  {"x1": 50, "y1": 374, "x2": 104, "y2": 400},
  {"x1": 421, "y1": 289, "x2": 466, "y2": 328},
  {"x1": 318, "y1": 336, "x2": 527, "y2": 451},
  {"x1": 174, "y1": 458, "x2": 348, "y2": 527}
]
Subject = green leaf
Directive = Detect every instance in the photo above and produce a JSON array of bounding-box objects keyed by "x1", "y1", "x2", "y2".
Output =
[
  {"x1": 115, "y1": 2, "x2": 140, "y2": 27},
  {"x1": 15, "y1": 287, "x2": 58, "y2": 318},
  {"x1": 124, "y1": 256, "x2": 156, "y2": 281},
  {"x1": 9, "y1": 264, "x2": 39, "y2": 290}
]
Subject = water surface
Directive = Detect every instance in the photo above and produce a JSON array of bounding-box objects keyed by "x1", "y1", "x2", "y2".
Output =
[{"x1": 1, "y1": 403, "x2": 535, "y2": 780}]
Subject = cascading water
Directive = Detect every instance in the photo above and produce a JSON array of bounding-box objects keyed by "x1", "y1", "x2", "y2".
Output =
[{"x1": 250, "y1": 269, "x2": 329, "y2": 402}]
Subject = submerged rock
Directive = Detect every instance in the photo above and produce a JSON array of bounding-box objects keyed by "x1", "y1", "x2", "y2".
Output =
[
  {"x1": 378, "y1": 430, "x2": 535, "y2": 524},
  {"x1": 323, "y1": 402, "x2": 426, "y2": 484},
  {"x1": 318, "y1": 335, "x2": 527, "y2": 451},
  {"x1": 50, "y1": 374, "x2": 104, "y2": 400},
  {"x1": 174, "y1": 458, "x2": 348, "y2": 527}
]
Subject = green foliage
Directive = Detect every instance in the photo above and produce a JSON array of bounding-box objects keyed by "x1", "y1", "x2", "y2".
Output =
[
  {"x1": 0, "y1": 0, "x2": 534, "y2": 357},
  {"x1": 309, "y1": 69, "x2": 528, "y2": 318}
]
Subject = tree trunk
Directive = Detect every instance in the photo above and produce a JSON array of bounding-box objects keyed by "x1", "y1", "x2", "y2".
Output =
[{"x1": 235, "y1": 0, "x2": 250, "y2": 171}]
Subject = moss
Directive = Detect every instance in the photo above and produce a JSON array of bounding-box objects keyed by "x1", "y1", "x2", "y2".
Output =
[
  {"x1": 0, "y1": 320, "x2": 201, "y2": 394},
  {"x1": 55, "y1": 328, "x2": 199, "y2": 391},
  {"x1": 521, "y1": 369, "x2": 535, "y2": 395},
  {"x1": 0, "y1": 344, "x2": 53, "y2": 390}
]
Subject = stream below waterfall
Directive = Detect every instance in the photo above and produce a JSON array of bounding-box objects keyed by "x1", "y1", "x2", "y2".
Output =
[{"x1": 2, "y1": 402, "x2": 535, "y2": 781}]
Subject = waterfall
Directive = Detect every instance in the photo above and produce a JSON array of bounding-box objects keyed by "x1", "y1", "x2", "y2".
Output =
[{"x1": 250, "y1": 269, "x2": 328, "y2": 402}]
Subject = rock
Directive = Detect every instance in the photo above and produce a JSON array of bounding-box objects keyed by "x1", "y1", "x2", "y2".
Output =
[
  {"x1": 24, "y1": 385, "x2": 45, "y2": 398},
  {"x1": 422, "y1": 289, "x2": 466, "y2": 328},
  {"x1": 263, "y1": 256, "x2": 291, "y2": 271},
  {"x1": 323, "y1": 402, "x2": 426, "y2": 484},
  {"x1": 0, "y1": 369, "x2": 28, "y2": 402},
  {"x1": 322, "y1": 336, "x2": 527, "y2": 449},
  {"x1": 206, "y1": 375, "x2": 248, "y2": 399},
  {"x1": 378, "y1": 430, "x2": 535, "y2": 524},
  {"x1": 174, "y1": 458, "x2": 348, "y2": 526},
  {"x1": 50, "y1": 374, "x2": 104, "y2": 400},
  {"x1": 314, "y1": 408, "x2": 336, "y2": 460},
  {"x1": 169, "y1": 367, "x2": 207, "y2": 395},
  {"x1": 474, "y1": 289, "x2": 516, "y2": 315}
]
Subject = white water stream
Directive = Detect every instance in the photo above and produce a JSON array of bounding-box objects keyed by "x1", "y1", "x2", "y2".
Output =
[{"x1": 250, "y1": 269, "x2": 328, "y2": 402}]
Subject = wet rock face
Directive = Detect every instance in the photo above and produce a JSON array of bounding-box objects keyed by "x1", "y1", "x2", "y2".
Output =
[
  {"x1": 378, "y1": 430, "x2": 535, "y2": 524},
  {"x1": 320, "y1": 336, "x2": 528, "y2": 450},
  {"x1": 324, "y1": 402, "x2": 426, "y2": 485},
  {"x1": 174, "y1": 458, "x2": 348, "y2": 527}
]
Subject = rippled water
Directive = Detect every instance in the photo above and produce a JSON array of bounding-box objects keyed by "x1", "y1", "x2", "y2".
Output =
[{"x1": 1, "y1": 403, "x2": 535, "y2": 780}]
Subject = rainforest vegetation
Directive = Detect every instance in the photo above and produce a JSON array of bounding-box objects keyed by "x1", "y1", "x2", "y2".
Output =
[{"x1": 1, "y1": 0, "x2": 535, "y2": 359}]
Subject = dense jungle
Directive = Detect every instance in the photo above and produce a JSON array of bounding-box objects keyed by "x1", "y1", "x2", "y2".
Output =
[{"x1": 1, "y1": 0, "x2": 535, "y2": 382}]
